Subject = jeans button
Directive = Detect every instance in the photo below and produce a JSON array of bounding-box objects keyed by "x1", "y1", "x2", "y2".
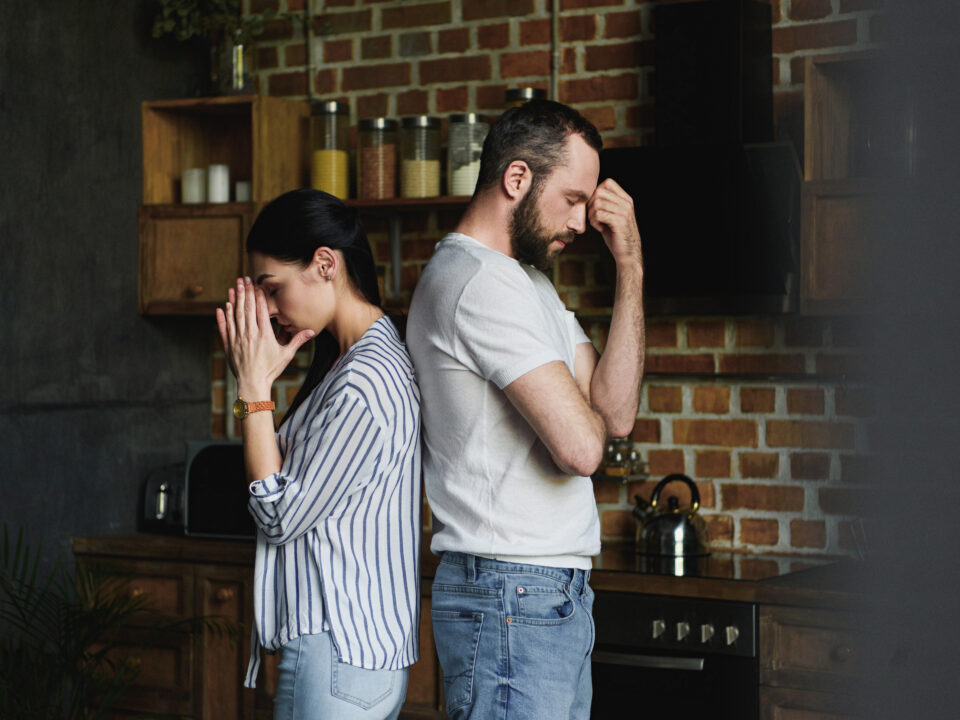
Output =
[{"x1": 518, "y1": 586, "x2": 525, "y2": 594}]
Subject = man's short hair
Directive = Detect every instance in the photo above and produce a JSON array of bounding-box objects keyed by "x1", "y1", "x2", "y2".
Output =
[{"x1": 475, "y1": 100, "x2": 603, "y2": 194}]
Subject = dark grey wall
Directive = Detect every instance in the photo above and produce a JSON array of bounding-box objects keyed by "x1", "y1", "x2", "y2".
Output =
[{"x1": 0, "y1": 1, "x2": 213, "y2": 569}]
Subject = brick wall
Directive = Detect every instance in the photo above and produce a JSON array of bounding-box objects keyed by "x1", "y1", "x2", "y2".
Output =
[{"x1": 212, "y1": 0, "x2": 884, "y2": 557}]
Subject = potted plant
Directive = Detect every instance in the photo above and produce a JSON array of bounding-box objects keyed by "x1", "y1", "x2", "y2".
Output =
[{"x1": 0, "y1": 524, "x2": 234, "y2": 718}]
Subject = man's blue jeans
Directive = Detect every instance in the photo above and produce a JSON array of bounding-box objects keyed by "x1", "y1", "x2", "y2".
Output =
[{"x1": 431, "y1": 552, "x2": 595, "y2": 719}]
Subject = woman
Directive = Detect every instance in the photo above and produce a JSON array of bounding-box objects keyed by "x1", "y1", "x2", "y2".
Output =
[{"x1": 216, "y1": 189, "x2": 421, "y2": 720}]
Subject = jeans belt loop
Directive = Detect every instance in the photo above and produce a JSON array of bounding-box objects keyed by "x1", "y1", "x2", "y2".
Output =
[{"x1": 466, "y1": 554, "x2": 477, "y2": 583}]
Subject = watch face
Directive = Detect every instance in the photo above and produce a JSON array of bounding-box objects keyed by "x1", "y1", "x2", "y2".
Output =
[{"x1": 233, "y1": 398, "x2": 247, "y2": 420}]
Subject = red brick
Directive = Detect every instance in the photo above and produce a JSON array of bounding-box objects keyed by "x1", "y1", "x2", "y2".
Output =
[
  {"x1": 382, "y1": 2, "x2": 451, "y2": 28},
  {"x1": 315, "y1": 68, "x2": 337, "y2": 95},
  {"x1": 323, "y1": 0, "x2": 353, "y2": 5},
  {"x1": 562, "y1": 0, "x2": 624, "y2": 8},
  {"x1": 790, "y1": 56, "x2": 807, "y2": 85},
  {"x1": 625, "y1": 104, "x2": 654, "y2": 128},
  {"x1": 438, "y1": 28, "x2": 470, "y2": 54},
  {"x1": 705, "y1": 514, "x2": 733, "y2": 544},
  {"x1": 687, "y1": 321, "x2": 726, "y2": 348},
  {"x1": 721, "y1": 484, "x2": 804, "y2": 512},
  {"x1": 577, "y1": 289, "x2": 615, "y2": 309},
  {"x1": 739, "y1": 452, "x2": 780, "y2": 478},
  {"x1": 787, "y1": 388, "x2": 825, "y2": 415},
  {"x1": 342, "y1": 62, "x2": 410, "y2": 91},
  {"x1": 791, "y1": 452, "x2": 831, "y2": 480},
  {"x1": 740, "y1": 558, "x2": 781, "y2": 581},
  {"x1": 421, "y1": 55, "x2": 492, "y2": 84},
  {"x1": 646, "y1": 354, "x2": 716, "y2": 374},
  {"x1": 784, "y1": 317, "x2": 827, "y2": 347},
  {"x1": 211, "y1": 411, "x2": 226, "y2": 438},
  {"x1": 674, "y1": 420, "x2": 758, "y2": 447},
  {"x1": 477, "y1": 84, "x2": 509, "y2": 110},
  {"x1": 631, "y1": 418, "x2": 661, "y2": 443},
  {"x1": 357, "y1": 93, "x2": 389, "y2": 119},
  {"x1": 558, "y1": 259, "x2": 586, "y2": 286},
  {"x1": 593, "y1": 481, "x2": 621, "y2": 504},
  {"x1": 436, "y1": 86, "x2": 468, "y2": 113},
  {"x1": 562, "y1": 14, "x2": 597, "y2": 42},
  {"x1": 560, "y1": 73, "x2": 639, "y2": 103},
  {"x1": 361, "y1": 35, "x2": 391, "y2": 59},
  {"x1": 648, "y1": 385, "x2": 682, "y2": 413},
  {"x1": 257, "y1": 46, "x2": 278, "y2": 70},
  {"x1": 211, "y1": 355, "x2": 226, "y2": 381},
  {"x1": 740, "y1": 518, "x2": 779, "y2": 545},
  {"x1": 767, "y1": 420, "x2": 855, "y2": 449},
  {"x1": 268, "y1": 70, "x2": 308, "y2": 96},
  {"x1": 718, "y1": 354, "x2": 806, "y2": 375},
  {"x1": 478, "y1": 23, "x2": 510, "y2": 49},
  {"x1": 605, "y1": 10, "x2": 642, "y2": 38},
  {"x1": 818, "y1": 487, "x2": 859, "y2": 515},
  {"x1": 463, "y1": 0, "x2": 536, "y2": 21},
  {"x1": 260, "y1": 17, "x2": 294, "y2": 41},
  {"x1": 251, "y1": 0, "x2": 278, "y2": 10},
  {"x1": 500, "y1": 50, "x2": 551, "y2": 79},
  {"x1": 314, "y1": 10, "x2": 371, "y2": 35},
  {"x1": 324, "y1": 39, "x2": 352, "y2": 63},
  {"x1": 735, "y1": 320, "x2": 775, "y2": 347},
  {"x1": 585, "y1": 41, "x2": 650, "y2": 72},
  {"x1": 648, "y1": 449, "x2": 685, "y2": 476},
  {"x1": 772, "y1": 20, "x2": 858, "y2": 54},
  {"x1": 647, "y1": 321, "x2": 677, "y2": 348},
  {"x1": 399, "y1": 33, "x2": 431, "y2": 58},
  {"x1": 740, "y1": 387, "x2": 776, "y2": 413},
  {"x1": 580, "y1": 105, "x2": 617, "y2": 132},
  {"x1": 693, "y1": 387, "x2": 730, "y2": 414},
  {"x1": 397, "y1": 89, "x2": 428, "y2": 115},
  {"x1": 791, "y1": 519, "x2": 826, "y2": 548},
  {"x1": 601, "y1": 509, "x2": 635, "y2": 538},
  {"x1": 789, "y1": 0, "x2": 833, "y2": 20},
  {"x1": 520, "y1": 19, "x2": 551, "y2": 45},
  {"x1": 281, "y1": 43, "x2": 306, "y2": 68},
  {"x1": 695, "y1": 450, "x2": 731, "y2": 478}
]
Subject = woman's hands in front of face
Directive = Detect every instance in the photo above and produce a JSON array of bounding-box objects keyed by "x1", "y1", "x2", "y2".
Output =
[{"x1": 216, "y1": 277, "x2": 315, "y2": 399}]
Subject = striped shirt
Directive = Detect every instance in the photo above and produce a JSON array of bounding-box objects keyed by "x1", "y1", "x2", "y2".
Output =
[{"x1": 244, "y1": 317, "x2": 421, "y2": 688}]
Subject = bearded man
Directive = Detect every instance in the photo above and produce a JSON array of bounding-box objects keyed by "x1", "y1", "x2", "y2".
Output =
[{"x1": 406, "y1": 100, "x2": 645, "y2": 720}]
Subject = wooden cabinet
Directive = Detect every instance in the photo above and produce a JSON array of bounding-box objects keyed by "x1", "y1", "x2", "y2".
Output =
[
  {"x1": 801, "y1": 52, "x2": 883, "y2": 315},
  {"x1": 138, "y1": 95, "x2": 309, "y2": 315}
]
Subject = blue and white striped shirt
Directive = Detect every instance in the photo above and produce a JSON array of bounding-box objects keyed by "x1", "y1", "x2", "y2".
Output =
[{"x1": 244, "y1": 317, "x2": 421, "y2": 688}]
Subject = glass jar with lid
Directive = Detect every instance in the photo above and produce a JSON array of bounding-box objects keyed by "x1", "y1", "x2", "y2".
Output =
[
  {"x1": 310, "y1": 101, "x2": 350, "y2": 199},
  {"x1": 400, "y1": 115, "x2": 441, "y2": 198},
  {"x1": 505, "y1": 87, "x2": 547, "y2": 108},
  {"x1": 447, "y1": 113, "x2": 489, "y2": 197},
  {"x1": 357, "y1": 118, "x2": 398, "y2": 200}
]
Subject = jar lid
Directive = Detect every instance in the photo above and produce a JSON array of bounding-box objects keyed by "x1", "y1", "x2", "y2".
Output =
[
  {"x1": 449, "y1": 113, "x2": 489, "y2": 124},
  {"x1": 505, "y1": 87, "x2": 547, "y2": 103},
  {"x1": 401, "y1": 115, "x2": 441, "y2": 129},
  {"x1": 359, "y1": 117, "x2": 398, "y2": 131},
  {"x1": 312, "y1": 101, "x2": 349, "y2": 115}
]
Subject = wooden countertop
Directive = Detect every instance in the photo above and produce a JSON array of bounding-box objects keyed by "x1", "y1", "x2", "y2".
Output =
[{"x1": 74, "y1": 533, "x2": 863, "y2": 611}]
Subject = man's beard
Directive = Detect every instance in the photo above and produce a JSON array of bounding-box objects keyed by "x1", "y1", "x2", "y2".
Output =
[{"x1": 509, "y1": 182, "x2": 574, "y2": 270}]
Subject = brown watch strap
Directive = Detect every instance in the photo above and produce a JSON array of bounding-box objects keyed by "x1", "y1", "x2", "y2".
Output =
[{"x1": 246, "y1": 400, "x2": 275, "y2": 414}]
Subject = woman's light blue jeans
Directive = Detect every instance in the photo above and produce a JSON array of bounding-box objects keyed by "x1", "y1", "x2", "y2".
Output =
[
  {"x1": 431, "y1": 552, "x2": 596, "y2": 720},
  {"x1": 274, "y1": 631, "x2": 409, "y2": 720}
]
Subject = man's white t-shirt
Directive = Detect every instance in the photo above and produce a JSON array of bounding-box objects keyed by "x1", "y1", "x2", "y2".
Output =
[{"x1": 407, "y1": 233, "x2": 601, "y2": 569}]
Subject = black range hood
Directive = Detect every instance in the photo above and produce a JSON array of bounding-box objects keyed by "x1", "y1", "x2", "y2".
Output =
[{"x1": 598, "y1": 141, "x2": 801, "y2": 316}]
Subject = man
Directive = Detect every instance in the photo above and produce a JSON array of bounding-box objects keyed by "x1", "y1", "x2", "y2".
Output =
[{"x1": 406, "y1": 100, "x2": 644, "y2": 719}]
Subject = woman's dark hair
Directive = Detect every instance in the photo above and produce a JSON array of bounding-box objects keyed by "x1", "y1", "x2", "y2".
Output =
[
  {"x1": 246, "y1": 188, "x2": 381, "y2": 422},
  {"x1": 475, "y1": 99, "x2": 603, "y2": 195}
]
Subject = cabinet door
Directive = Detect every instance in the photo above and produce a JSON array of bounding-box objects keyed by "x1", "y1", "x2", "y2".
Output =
[
  {"x1": 138, "y1": 204, "x2": 253, "y2": 315},
  {"x1": 760, "y1": 686, "x2": 859, "y2": 720}
]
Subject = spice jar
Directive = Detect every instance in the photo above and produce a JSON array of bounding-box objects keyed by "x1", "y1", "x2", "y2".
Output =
[
  {"x1": 447, "y1": 113, "x2": 489, "y2": 197},
  {"x1": 400, "y1": 115, "x2": 441, "y2": 198},
  {"x1": 357, "y1": 118, "x2": 398, "y2": 200},
  {"x1": 311, "y1": 101, "x2": 350, "y2": 199},
  {"x1": 505, "y1": 87, "x2": 547, "y2": 108}
]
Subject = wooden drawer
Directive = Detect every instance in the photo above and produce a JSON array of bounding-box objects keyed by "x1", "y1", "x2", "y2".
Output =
[{"x1": 760, "y1": 686, "x2": 860, "y2": 720}]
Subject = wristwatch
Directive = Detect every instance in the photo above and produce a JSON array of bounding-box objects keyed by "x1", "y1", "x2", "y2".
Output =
[{"x1": 233, "y1": 397, "x2": 275, "y2": 420}]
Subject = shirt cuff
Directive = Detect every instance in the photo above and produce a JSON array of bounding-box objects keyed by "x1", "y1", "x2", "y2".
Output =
[{"x1": 249, "y1": 473, "x2": 287, "y2": 503}]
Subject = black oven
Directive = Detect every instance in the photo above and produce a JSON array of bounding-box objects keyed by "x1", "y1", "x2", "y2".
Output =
[{"x1": 591, "y1": 592, "x2": 758, "y2": 719}]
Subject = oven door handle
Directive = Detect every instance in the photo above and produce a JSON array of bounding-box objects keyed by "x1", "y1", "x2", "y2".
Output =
[{"x1": 591, "y1": 650, "x2": 705, "y2": 672}]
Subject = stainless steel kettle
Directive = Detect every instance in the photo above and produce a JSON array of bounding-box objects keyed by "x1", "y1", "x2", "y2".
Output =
[{"x1": 633, "y1": 474, "x2": 710, "y2": 557}]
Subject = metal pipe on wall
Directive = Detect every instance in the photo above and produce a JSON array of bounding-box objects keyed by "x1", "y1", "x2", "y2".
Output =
[{"x1": 550, "y1": 0, "x2": 560, "y2": 101}]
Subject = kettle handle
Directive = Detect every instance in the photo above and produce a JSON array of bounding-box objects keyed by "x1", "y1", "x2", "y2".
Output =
[{"x1": 649, "y1": 474, "x2": 700, "y2": 513}]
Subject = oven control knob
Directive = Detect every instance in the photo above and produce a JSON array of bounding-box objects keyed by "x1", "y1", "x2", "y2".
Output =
[
  {"x1": 724, "y1": 625, "x2": 740, "y2": 646},
  {"x1": 700, "y1": 623, "x2": 715, "y2": 643},
  {"x1": 652, "y1": 619, "x2": 666, "y2": 639},
  {"x1": 676, "y1": 621, "x2": 691, "y2": 641}
]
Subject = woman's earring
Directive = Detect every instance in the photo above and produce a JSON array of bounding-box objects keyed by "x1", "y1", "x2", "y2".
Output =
[{"x1": 325, "y1": 274, "x2": 332, "y2": 281}]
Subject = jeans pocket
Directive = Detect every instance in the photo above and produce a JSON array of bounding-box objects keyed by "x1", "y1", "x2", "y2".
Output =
[
  {"x1": 330, "y1": 646, "x2": 396, "y2": 710},
  {"x1": 431, "y1": 609, "x2": 484, "y2": 713},
  {"x1": 514, "y1": 583, "x2": 576, "y2": 625}
]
